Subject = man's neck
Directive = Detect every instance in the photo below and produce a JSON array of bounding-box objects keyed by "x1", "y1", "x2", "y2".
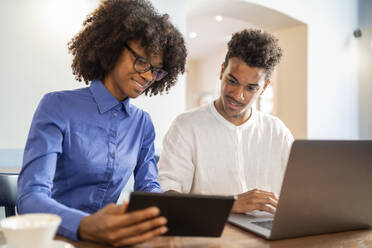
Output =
[{"x1": 213, "y1": 99, "x2": 252, "y2": 126}]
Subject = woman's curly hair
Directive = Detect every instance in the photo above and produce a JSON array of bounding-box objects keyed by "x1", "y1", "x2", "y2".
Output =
[
  {"x1": 224, "y1": 29, "x2": 282, "y2": 81},
  {"x1": 68, "y1": 0, "x2": 187, "y2": 96}
]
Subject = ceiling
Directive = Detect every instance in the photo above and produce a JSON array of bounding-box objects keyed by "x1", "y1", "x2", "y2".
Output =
[
  {"x1": 186, "y1": 15, "x2": 256, "y2": 60},
  {"x1": 186, "y1": 0, "x2": 304, "y2": 60}
]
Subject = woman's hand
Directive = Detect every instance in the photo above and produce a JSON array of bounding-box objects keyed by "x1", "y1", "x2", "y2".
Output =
[{"x1": 78, "y1": 202, "x2": 167, "y2": 247}]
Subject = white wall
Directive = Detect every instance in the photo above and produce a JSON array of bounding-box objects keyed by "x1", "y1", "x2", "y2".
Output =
[
  {"x1": 0, "y1": 0, "x2": 95, "y2": 149},
  {"x1": 186, "y1": 46, "x2": 226, "y2": 109},
  {"x1": 357, "y1": 0, "x2": 372, "y2": 139},
  {"x1": 0, "y1": 0, "x2": 187, "y2": 150},
  {"x1": 245, "y1": 0, "x2": 359, "y2": 139},
  {"x1": 186, "y1": 59, "x2": 201, "y2": 110},
  {"x1": 275, "y1": 25, "x2": 308, "y2": 139}
]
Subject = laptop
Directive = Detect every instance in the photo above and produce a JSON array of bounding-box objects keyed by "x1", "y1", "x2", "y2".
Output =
[
  {"x1": 228, "y1": 140, "x2": 372, "y2": 240},
  {"x1": 127, "y1": 191, "x2": 235, "y2": 236}
]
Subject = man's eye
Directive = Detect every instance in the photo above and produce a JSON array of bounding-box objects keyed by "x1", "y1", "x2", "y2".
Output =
[
  {"x1": 228, "y1": 79, "x2": 238, "y2": 85},
  {"x1": 247, "y1": 86, "x2": 259, "y2": 92}
]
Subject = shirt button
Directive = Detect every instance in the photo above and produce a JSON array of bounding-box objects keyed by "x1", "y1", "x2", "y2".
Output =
[
  {"x1": 110, "y1": 153, "x2": 115, "y2": 159},
  {"x1": 111, "y1": 131, "x2": 116, "y2": 138},
  {"x1": 113, "y1": 113, "x2": 118, "y2": 117}
]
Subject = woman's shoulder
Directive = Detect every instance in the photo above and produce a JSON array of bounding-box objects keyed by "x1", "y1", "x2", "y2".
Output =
[
  {"x1": 42, "y1": 87, "x2": 90, "y2": 103},
  {"x1": 37, "y1": 89, "x2": 94, "y2": 117}
]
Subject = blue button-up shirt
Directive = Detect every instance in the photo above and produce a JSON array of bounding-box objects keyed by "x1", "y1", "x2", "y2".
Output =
[{"x1": 17, "y1": 80, "x2": 161, "y2": 240}]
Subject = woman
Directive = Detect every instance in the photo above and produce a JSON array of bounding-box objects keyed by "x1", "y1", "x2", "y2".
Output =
[{"x1": 17, "y1": 0, "x2": 186, "y2": 246}]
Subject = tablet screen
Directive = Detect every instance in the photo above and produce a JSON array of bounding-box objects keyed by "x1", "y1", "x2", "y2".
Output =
[{"x1": 127, "y1": 191, "x2": 236, "y2": 237}]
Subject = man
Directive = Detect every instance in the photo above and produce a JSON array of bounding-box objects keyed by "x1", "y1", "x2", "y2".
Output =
[
  {"x1": 17, "y1": 0, "x2": 186, "y2": 246},
  {"x1": 158, "y1": 29, "x2": 293, "y2": 214}
]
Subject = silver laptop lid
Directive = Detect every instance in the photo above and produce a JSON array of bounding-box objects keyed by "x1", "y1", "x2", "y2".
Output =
[{"x1": 271, "y1": 140, "x2": 372, "y2": 240}]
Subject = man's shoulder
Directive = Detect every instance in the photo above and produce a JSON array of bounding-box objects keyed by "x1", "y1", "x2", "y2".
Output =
[
  {"x1": 254, "y1": 111, "x2": 292, "y2": 135},
  {"x1": 255, "y1": 111, "x2": 282, "y2": 123},
  {"x1": 174, "y1": 104, "x2": 212, "y2": 125}
]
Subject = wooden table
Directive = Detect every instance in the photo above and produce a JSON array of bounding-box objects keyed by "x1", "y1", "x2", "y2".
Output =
[
  {"x1": 54, "y1": 224, "x2": 372, "y2": 248},
  {"x1": 1, "y1": 224, "x2": 372, "y2": 247},
  {"x1": 2, "y1": 170, "x2": 371, "y2": 247},
  {"x1": 1, "y1": 166, "x2": 372, "y2": 248},
  {"x1": 0, "y1": 167, "x2": 20, "y2": 174}
]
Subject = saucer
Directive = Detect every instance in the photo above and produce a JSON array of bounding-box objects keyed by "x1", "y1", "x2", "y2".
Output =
[
  {"x1": 52, "y1": 240, "x2": 75, "y2": 248},
  {"x1": 1, "y1": 240, "x2": 75, "y2": 248}
]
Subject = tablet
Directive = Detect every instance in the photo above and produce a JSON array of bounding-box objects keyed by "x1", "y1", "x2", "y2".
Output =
[{"x1": 127, "y1": 191, "x2": 236, "y2": 237}]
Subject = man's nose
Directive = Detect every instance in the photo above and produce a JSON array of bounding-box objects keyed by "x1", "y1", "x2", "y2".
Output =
[{"x1": 231, "y1": 86, "x2": 245, "y2": 101}]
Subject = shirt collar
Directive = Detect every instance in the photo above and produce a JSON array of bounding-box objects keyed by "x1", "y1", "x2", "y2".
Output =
[
  {"x1": 89, "y1": 79, "x2": 133, "y2": 115},
  {"x1": 122, "y1": 97, "x2": 134, "y2": 116},
  {"x1": 209, "y1": 101, "x2": 256, "y2": 130}
]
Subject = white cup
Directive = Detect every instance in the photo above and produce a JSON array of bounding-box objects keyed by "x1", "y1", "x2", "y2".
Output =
[{"x1": 0, "y1": 213, "x2": 61, "y2": 248}]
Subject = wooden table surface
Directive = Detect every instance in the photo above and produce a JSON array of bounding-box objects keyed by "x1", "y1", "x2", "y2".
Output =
[
  {"x1": 1, "y1": 166, "x2": 372, "y2": 247},
  {"x1": 55, "y1": 224, "x2": 372, "y2": 248},
  {"x1": 1, "y1": 224, "x2": 372, "y2": 247},
  {"x1": 0, "y1": 167, "x2": 20, "y2": 174}
]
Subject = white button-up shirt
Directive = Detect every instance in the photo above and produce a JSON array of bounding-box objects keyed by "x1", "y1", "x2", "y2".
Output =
[{"x1": 158, "y1": 102, "x2": 294, "y2": 196}]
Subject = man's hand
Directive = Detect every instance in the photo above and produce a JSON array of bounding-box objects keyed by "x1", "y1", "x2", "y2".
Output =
[
  {"x1": 78, "y1": 202, "x2": 167, "y2": 247},
  {"x1": 232, "y1": 188, "x2": 278, "y2": 214}
]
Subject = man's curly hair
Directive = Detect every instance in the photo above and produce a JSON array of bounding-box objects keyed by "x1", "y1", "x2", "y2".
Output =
[
  {"x1": 224, "y1": 29, "x2": 282, "y2": 81},
  {"x1": 68, "y1": 0, "x2": 187, "y2": 96}
]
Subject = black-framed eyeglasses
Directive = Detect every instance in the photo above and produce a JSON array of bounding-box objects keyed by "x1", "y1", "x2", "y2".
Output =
[{"x1": 124, "y1": 44, "x2": 168, "y2": 81}]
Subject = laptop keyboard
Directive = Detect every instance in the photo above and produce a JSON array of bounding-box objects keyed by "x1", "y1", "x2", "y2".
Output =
[{"x1": 252, "y1": 220, "x2": 273, "y2": 230}]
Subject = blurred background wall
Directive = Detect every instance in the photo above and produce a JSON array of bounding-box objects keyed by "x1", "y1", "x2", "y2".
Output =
[
  {"x1": 358, "y1": 0, "x2": 372, "y2": 138},
  {"x1": 1, "y1": 0, "x2": 371, "y2": 156},
  {"x1": 0, "y1": 0, "x2": 186, "y2": 153},
  {"x1": 186, "y1": 0, "x2": 371, "y2": 140}
]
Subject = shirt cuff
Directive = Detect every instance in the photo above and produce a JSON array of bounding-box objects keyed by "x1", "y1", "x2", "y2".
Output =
[
  {"x1": 57, "y1": 209, "x2": 89, "y2": 241},
  {"x1": 159, "y1": 180, "x2": 183, "y2": 193},
  {"x1": 149, "y1": 187, "x2": 162, "y2": 193}
]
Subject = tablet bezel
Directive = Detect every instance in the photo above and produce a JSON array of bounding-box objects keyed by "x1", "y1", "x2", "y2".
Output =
[{"x1": 127, "y1": 191, "x2": 236, "y2": 237}]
